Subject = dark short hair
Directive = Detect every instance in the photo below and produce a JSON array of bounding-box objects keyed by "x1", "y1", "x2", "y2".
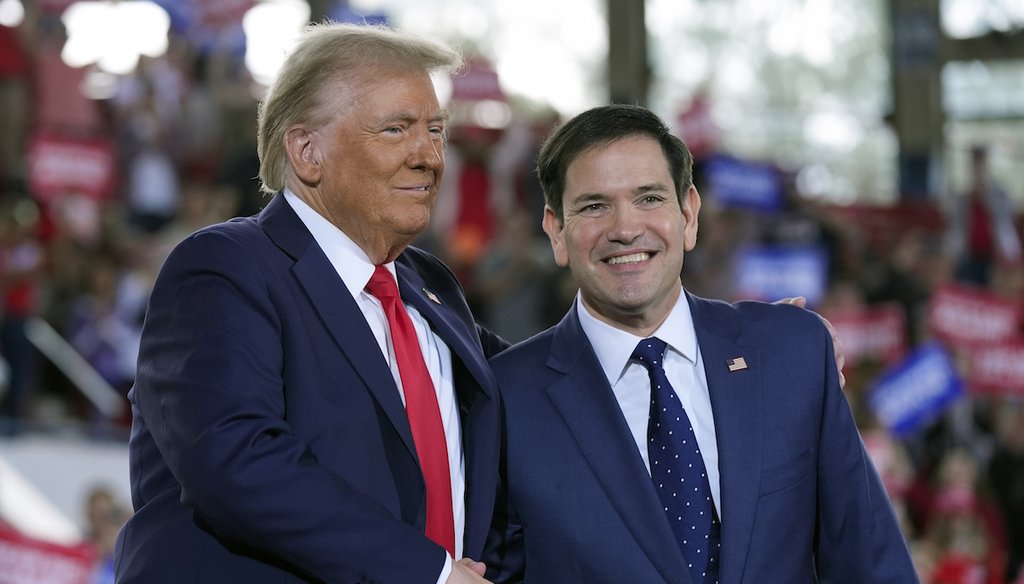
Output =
[{"x1": 536, "y1": 104, "x2": 693, "y2": 220}]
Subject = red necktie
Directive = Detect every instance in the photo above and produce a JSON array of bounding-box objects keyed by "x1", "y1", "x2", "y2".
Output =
[{"x1": 365, "y1": 265, "x2": 456, "y2": 555}]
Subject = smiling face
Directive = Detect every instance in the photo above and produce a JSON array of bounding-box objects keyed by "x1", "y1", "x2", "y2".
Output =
[
  {"x1": 287, "y1": 66, "x2": 447, "y2": 263},
  {"x1": 543, "y1": 135, "x2": 700, "y2": 336}
]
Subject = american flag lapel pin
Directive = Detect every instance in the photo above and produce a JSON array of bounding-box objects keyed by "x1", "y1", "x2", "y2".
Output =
[
  {"x1": 727, "y1": 357, "x2": 748, "y2": 372},
  {"x1": 423, "y1": 288, "x2": 442, "y2": 305}
]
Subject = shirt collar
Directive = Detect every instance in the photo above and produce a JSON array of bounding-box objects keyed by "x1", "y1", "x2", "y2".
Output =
[
  {"x1": 283, "y1": 189, "x2": 393, "y2": 298},
  {"x1": 576, "y1": 290, "x2": 697, "y2": 386}
]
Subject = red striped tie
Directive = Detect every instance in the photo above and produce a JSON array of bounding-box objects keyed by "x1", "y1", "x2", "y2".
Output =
[{"x1": 365, "y1": 265, "x2": 456, "y2": 555}]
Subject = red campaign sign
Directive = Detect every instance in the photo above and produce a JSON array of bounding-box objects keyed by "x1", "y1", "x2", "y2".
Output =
[
  {"x1": 822, "y1": 202, "x2": 945, "y2": 250},
  {"x1": 27, "y1": 133, "x2": 117, "y2": 203},
  {"x1": 966, "y1": 341, "x2": 1024, "y2": 395},
  {"x1": 36, "y1": 0, "x2": 77, "y2": 13},
  {"x1": 824, "y1": 303, "x2": 907, "y2": 368},
  {"x1": 927, "y1": 284, "x2": 1022, "y2": 348},
  {"x1": 450, "y1": 57, "x2": 505, "y2": 103},
  {"x1": 676, "y1": 92, "x2": 719, "y2": 159},
  {"x1": 0, "y1": 524, "x2": 95, "y2": 584}
]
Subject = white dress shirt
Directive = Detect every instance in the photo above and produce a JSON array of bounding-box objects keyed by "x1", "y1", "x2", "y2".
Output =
[
  {"x1": 285, "y1": 191, "x2": 463, "y2": 582},
  {"x1": 576, "y1": 292, "x2": 722, "y2": 514}
]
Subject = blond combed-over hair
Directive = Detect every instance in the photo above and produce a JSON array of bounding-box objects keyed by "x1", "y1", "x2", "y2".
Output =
[{"x1": 256, "y1": 22, "x2": 463, "y2": 195}]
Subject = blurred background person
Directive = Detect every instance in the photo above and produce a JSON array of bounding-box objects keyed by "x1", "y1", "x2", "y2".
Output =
[
  {"x1": 83, "y1": 484, "x2": 130, "y2": 584},
  {"x1": 945, "y1": 145, "x2": 1022, "y2": 287},
  {"x1": 472, "y1": 206, "x2": 558, "y2": 343},
  {"x1": 0, "y1": 196, "x2": 45, "y2": 436}
]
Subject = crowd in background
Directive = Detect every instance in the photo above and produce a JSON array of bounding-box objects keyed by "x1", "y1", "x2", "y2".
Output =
[{"x1": 1, "y1": 11, "x2": 1023, "y2": 584}]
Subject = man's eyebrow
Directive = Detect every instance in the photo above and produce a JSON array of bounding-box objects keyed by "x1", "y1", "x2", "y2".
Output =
[
  {"x1": 567, "y1": 192, "x2": 608, "y2": 207},
  {"x1": 373, "y1": 110, "x2": 450, "y2": 126},
  {"x1": 635, "y1": 182, "x2": 671, "y2": 195}
]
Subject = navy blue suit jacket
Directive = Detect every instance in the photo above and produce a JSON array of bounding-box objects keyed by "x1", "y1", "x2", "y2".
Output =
[
  {"x1": 485, "y1": 294, "x2": 917, "y2": 583},
  {"x1": 115, "y1": 194, "x2": 505, "y2": 583}
]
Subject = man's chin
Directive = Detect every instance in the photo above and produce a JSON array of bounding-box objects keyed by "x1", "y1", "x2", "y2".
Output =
[{"x1": 389, "y1": 216, "x2": 431, "y2": 245}]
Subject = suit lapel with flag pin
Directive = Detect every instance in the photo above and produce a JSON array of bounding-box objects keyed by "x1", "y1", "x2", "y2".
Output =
[
  {"x1": 423, "y1": 288, "x2": 442, "y2": 305},
  {"x1": 688, "y1": 294, "x2": 764, "y2": 581},
  {"x1": 727, "y1": 357, "x2": 748, "y2": 372}
]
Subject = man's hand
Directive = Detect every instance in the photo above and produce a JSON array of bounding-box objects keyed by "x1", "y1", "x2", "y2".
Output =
[
  {"x1": 446, "y1": 558, "x2": 491, "y2": 583},
  {"x1": 775, "y1": 296, "x2": 846, "y2": 388}
]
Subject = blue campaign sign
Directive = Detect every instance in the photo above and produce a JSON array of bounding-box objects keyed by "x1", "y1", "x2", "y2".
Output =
[
  {"x1": 150, "y1": 0, "x2": 192, "y2": 34},
  {"x1": 150, "y1": 0, "x2": 248, "y2": 53},
  {"x1": 330, "y1": 6, "x2": 390, "y2": 26},
  {"x1": 734, "y1": 245, "x2": 828, "y2": 307},
  {"x1": 868, "y1": 342, "x2": 964, "y2": 437},
  {"x1": 703, "y1": 154, "x2": 782, "y2": 212}
]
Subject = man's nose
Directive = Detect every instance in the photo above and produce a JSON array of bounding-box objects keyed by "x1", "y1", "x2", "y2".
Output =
[
  {"x1": 607, "y1": 205, "x2": 644, "y2": 243},
  {"x1": 408, "y1": 129, "x2": 444, "y2": 170}
]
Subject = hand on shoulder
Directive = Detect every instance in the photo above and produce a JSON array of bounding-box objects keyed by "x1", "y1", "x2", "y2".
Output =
[{"x1": 773, "y1": 296, "x2": 846, "y2": 388}]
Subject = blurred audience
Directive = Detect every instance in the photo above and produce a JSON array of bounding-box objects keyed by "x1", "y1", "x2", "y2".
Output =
[{"x1": 990, "y1": 402, "x2": 1024, "y2": 582}]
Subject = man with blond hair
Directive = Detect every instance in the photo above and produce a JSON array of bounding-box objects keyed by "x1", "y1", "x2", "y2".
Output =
[{"x1": 115, "y1": 23, "x2": 501, "y2": 583}]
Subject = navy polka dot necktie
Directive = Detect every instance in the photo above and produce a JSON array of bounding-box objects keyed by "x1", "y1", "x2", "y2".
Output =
[{"x1": 633, "y1": 337, "x2": 720, "y2": 584}]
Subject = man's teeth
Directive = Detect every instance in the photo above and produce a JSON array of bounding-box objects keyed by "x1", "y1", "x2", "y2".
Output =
[{"x1": 607, "y1": 253, "x2": 650, "y2": 265}]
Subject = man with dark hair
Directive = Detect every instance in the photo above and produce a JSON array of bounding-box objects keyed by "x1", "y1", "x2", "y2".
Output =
[{"x1": 484, "y1": 104, "x2": 917, "y2": 583}]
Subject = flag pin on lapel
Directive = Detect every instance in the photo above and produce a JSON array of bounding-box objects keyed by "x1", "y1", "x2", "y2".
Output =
[
  {"x1": 727, "y1": 357, "x2": 748, "y2": 372},
  {"x1": 423, "y1": 288, "x2": 442, "y2": 305}
]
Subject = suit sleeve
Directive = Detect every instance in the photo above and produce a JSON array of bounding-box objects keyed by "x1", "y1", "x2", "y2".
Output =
[
  {"x1": 812, "y1": 320, "x2": 919, "y2": 583},
  {"x1": 134, "y1": 231, "x2": 446, "y2": 583}
]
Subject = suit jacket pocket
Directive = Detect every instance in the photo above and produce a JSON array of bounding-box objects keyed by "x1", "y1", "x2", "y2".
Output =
[{"x1": 759, "y1": 448, "x2": 815, "y2": 496}]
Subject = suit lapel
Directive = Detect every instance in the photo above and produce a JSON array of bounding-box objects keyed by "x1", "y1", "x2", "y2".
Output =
[
  {"x1": 257, "y1": 195, "x2": 499, "y2": 554},
  {"x1": 688, "y1": 293, "x2": 762, "y2": 583},
  {"x1": 394, "y1": 261, "x2": 494, "y2": 401},
  {"x1": 258, "y1": 194, "x2": 417, "y2": 458},
  {"x1": 545, "y1": 308, "x2": 690, "y2": 584}
]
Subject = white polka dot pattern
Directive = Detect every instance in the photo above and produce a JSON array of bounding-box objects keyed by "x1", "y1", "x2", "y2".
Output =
[{"x1": 633, "y1": 337, "x2": 720, "y2": 584}]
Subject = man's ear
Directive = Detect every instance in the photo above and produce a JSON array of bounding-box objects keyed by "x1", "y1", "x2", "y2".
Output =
[
  {"x1": 542, "y1": 205, "x2": 569, "y2": 268},
  {"x1": 284, "y1": 126, "x2": 321, "y2": 185},
  {"x1": 682, "y1": 184, "x2": 701, "y2": 251}
]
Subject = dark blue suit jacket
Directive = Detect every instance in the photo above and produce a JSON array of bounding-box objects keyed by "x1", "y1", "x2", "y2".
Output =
[
  {"x1": 114, "y1": 194, "x2": 505, "y2": 583},
  {"x1": 485, "y1": 294, "x2": 918, "y2": 583}
]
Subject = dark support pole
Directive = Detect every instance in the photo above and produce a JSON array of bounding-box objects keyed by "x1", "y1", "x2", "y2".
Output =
[
  {"x1": 607, "y1": 0, "x2": 649, "y2": 106},
  {"x1": 307, "y1": 0, "x2": 332, "y2": 23},
  {"x1": 889, "y1": 0, "x2": 943, "y2": 200}
]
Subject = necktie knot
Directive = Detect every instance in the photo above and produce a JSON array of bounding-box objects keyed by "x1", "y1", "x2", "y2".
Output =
[
  {"x1": 366, "y1": 265, "x2": 400, "y2": 300},
  {"x1": 632, "y1": 337, "x2": 668, "y2": 371}
]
